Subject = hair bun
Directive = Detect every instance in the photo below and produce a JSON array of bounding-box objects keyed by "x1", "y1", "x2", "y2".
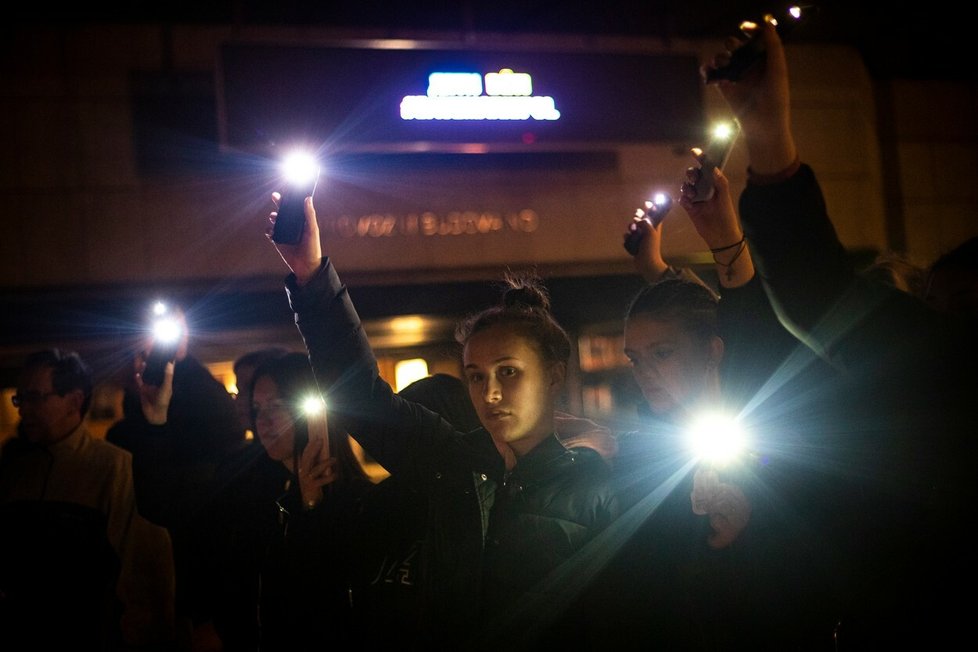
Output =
[{"x1": 501, "y1": 272, "x2": 550, "y2": 312}]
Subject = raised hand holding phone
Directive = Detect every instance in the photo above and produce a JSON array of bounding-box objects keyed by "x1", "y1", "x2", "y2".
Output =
[
  {"x1": 624, "y1": 192, "x2": 673, "y2": 257},
  {"x1": 141, "y1": 301, "x2": 184, "y2": 387},
  {"x1": 272, "y1": 151, "x2": 320, "y2": 245},
  {"x1": 304, "y1": 395, "x2": 330, "y2": 463},
  {"x1": 702, "y1": 4, "x2": 815, "y2": 83},
  {"x1": 267, "y1": 155, "x2": 323, "y2": 286},
  {"x1": 297, "y1": 395, "x2": 335, "y2": 510},
  {"x1": 689, "y1": 120, "x2": 741, "y2": 203}
]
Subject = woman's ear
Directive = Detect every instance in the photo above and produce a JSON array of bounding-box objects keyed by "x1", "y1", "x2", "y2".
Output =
[{"x1": 550, "y1": 361, "x2": 567, "y2": 390}]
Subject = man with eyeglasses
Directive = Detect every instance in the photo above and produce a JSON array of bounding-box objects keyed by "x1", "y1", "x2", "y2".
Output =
[{"x1": 0, "y1": 348, "x2": 176, "y2": 649}]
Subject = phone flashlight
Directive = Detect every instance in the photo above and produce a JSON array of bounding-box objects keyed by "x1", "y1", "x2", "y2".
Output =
[
  {"x1": 703, "y1": 4, "x2": 816, "y2": 83},
  {"x1": 686, "y1": 412, "x2": 749, "y2": 467},
  {"x1": 142, "y1": 301, "x2": 182, "y2": 386},
  {"x1": 624, "y1": 192, "x2": 674, "y2": 256},
  {"x1": 301, "y1": 395, "x2": 325, "y2": 416},
  {"x1": 272, "y1": 151, "x2": 321, "y2": 245},
  {"x1": 690, "y1": 120, "x2": 742, "y2": 203},
  {"x1": 301, "y1": 394, "x2": 330, "y2": 461}
]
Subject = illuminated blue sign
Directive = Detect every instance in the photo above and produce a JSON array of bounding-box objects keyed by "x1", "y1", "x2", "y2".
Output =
[
  {"x1": 218, "y1": 44, "x2": 703, "y2": 151},
  {"x1": 400, "y1": 69, "x2": 561, "y2": 121}
]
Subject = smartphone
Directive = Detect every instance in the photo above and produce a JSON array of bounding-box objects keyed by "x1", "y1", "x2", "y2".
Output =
[
  {"x1": 623, "y1": 194, "x2": 673, "y2": 256},
  {"x1": 302, "y1": 395, "x2": 330, "y2": 463},
  {"x1": 272, "y1": 171, "x2": 319, "y2": 245},
  {"x1": 141, "y1": 302, "x2": 181, "y2": 386},
  {"x1": 689, "y1": 120, "x2": 742, "y2": 203},
  {"x1": 142, "y1": 339, "x2": 177, "y2": 387},
  {"x1": 703, "y1": 4, "x2": 816, "y2": 83}
]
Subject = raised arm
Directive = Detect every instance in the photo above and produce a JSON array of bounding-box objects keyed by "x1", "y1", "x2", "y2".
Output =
[{"x1": 266, "y1": 195, "x2": 494, "y2": 480}]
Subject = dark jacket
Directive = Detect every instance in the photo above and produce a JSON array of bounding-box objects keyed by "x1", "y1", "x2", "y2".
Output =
[
  {"x1": 189, "y1": 441, "x2": 367, "y2": 652},
  {"x1": 107, "y1": 354, "x2": 245, "y2": 528},
  {"x1": 581, "y1": 407, "x2": 840, "y2": 652},
  {"x1": 285, "y1": 258, "x2": 619, "y2": 649},
  {"x1": 738, "y1": 163, "x2": 977, "y2": 646}
]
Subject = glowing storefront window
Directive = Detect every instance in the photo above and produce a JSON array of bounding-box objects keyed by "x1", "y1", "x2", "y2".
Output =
[{"x1": 395, "y1": 358, "x2": 430, "y2": 392}]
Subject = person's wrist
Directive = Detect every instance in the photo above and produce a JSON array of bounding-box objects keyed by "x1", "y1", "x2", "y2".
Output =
[
  {"x1": 703, "y1": 231, "x2": 744, "y2": 251},
  {"x1": 744, "y1": 131, "x2": 797, "y2": 177},
  {"x1": 294, "y1": 259, "x2": 321, "y2": 287}
]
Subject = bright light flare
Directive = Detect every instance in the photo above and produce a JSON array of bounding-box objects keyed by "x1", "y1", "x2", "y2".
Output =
[
  {"x1": 687, "y1": 412, "x2": 748, "y2": 466},
  {"x1": 281, "y1": 151, "x2": 320, "y2": 186},
  {"x1": 301, "y1": 395, "x2": 325, "y2": 416},
  {"x1": 788, "y1": 6, "x2": 802, "y2": 19},
  {"x1": 711, "y1": 122, "x2": 735, "y2": 141},
  {"x1": 151, "y1": 316, "x2": 182, "y2": 344}
]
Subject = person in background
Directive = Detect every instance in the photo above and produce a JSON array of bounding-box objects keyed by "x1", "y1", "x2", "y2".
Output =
[
  {"x1": 189, "y1": 352, "x2": 371, "y2": 651},
  {"x1": 353, "y1": 373, "x2": 482, "y2": 649},
  {"x1": 703, "y1": 17, "x2": 976, "y2": 646},
  {"x1": 860, "y1": 249, "x2": 928, "y2": 298},
  {"x1": 108, "y1": 303, "x2": 245, "y2": 526},
  {"x1": 581, "y1": 146, "x2": 840, "y2": 648},
  {"x1": 0, "y1": 348, "x2": 176, "y2": 650},
  {"x1": 231, "y1": 346, "x2": 291, "y2": 436},
  {"x1": 107, "y1": 303, "x2": 246, "y2": 643}
]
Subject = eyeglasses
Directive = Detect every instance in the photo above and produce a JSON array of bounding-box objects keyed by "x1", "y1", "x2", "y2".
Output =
[{"x1": 11, "y1": 391, "x2": 61, "y2": 408}]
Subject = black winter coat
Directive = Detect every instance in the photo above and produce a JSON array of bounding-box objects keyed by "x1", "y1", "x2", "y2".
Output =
[{"x1": 285, "y1": 259, "x2": 619, "y2": 650}]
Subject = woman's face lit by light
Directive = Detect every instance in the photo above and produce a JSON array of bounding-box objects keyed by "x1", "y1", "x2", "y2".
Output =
[
  {"x1": 463, "y1": 324, "x2": 562, "y2": 456},
  {"x1": 624, "y1": 316, "x2": 720, "y2": 417},
  {"x1": 251, "y1": 375, "x2": 296, "y2": 462}
]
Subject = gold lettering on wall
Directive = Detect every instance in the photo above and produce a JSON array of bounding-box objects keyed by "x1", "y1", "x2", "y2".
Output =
[{"x1": 324, "y1": 210, "x2": 539, "y2": 238}]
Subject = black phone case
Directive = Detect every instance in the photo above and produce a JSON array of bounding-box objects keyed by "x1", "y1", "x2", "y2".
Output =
[
  {"x1": 623, "y1": 197, "x2": 673, "y2": 256},
  {"x1": 272, "y1": 176, "x2": 318, "y2": 245},
  {"x1": 142, "y1": 343, "x2": 176, "y2": 386},
  {"x1": 704, "y1": 5, "x2": 815, "y2": 83}
]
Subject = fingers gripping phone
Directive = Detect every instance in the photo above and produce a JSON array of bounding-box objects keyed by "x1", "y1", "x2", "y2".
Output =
[
  {"x1": 690, "y1": 120, "x2": 741, "y2": 203},
  {"x1": 272, "y1": 152, "x2": 320, "y2": 245},
  {"x1": 301, "y1": 394, "x2": 330, "y2": 460},
  {"x1": 142, "y1": 302, "x2": 182, "y2": 386},
  {"x1": 624, "y1": 193, "x2": 673, "y2": 256},
  {"x1": 703, "y1": 4, "x2": 816, "y2": 83}
]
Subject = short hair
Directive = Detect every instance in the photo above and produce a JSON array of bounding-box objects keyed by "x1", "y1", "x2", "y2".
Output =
[
  {"x1": 21, "y1": 348, "x2": 94, "y2": 416},
  {"x1": 233, "y1": 346, "x2": 291, "y2": 376},
  {"x1": 250, "y1": 352, "x2": 367, "y2": 482},
  {"x1": 398, "y1": 373, "x2": 482, "y2": 433},
  {"x1": 455, "y1": 271, "x2": 571, "y2": 367},
  {"x1": 625, "y1": 278, "x2": 719, "y2": 342}
]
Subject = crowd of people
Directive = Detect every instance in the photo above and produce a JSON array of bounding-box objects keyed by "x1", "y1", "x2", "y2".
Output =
[{"x1": 2, "y1": 17, "x2": 975, "y2": 651}]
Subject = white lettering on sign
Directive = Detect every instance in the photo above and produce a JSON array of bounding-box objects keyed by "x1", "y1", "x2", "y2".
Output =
[
  {"x1": 400, "y1": 69, "x2": 560, "y2": 121},
  {"x1": 427, "y1": 72, "x2": 483, "y2": 97}
]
